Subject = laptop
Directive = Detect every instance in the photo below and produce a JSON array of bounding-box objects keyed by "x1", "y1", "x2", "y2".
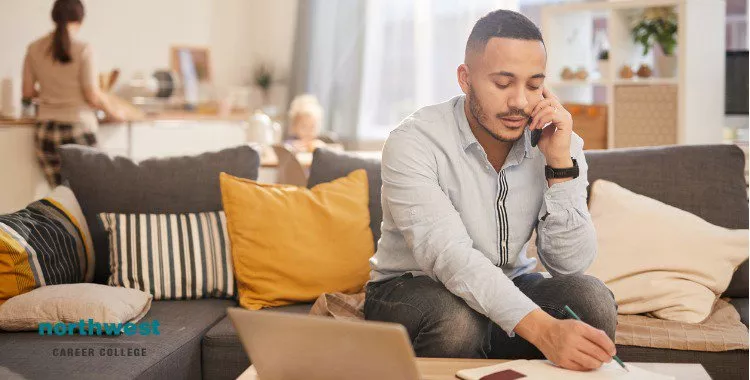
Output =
[{"x1": 227, "y1": 307, "x2": 422, "y2": 380}]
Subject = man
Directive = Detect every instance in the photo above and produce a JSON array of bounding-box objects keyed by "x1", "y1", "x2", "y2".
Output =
[{"x1": 365, "y1": 10, "x2": 618, "y2": 371}]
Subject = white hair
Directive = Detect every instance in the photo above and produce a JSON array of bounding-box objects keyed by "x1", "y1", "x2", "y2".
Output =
[{"x1": 288, "y1": 94, "x2": 323, "y2": 125}]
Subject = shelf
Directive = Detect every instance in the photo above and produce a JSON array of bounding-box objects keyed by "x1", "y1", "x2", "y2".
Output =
[
  {"x1": 545, "y1": 0, "x2": 683, "y2": 13},
  {"x1": 611, "y1": 77, "x2": 679, "y2": 86},
  {"x1": 547, "y1": 77, "x2": 678, "y2": 87},
  {"x1": 547, "y1": 79, "x2": 610, "y2": 87}
]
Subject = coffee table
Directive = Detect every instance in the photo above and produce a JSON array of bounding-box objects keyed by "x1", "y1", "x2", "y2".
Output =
[{"x1": 236, "y1": 357, "x2": 710, "y2": 380}]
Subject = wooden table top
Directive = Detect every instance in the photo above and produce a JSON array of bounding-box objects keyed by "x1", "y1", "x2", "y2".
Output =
[{"x1": 236, "y1": 358, "x2": 710, "y2": 380}]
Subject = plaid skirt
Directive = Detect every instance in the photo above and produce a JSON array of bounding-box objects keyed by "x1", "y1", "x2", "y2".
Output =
[{"x1": 35, "y1": 121, "x2": 97, "y2": 186}]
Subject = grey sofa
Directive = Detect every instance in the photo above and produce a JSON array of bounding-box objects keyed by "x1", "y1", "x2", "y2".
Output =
[{"x1": 0, "y1": 144, "x2": 747, "y2": 380}]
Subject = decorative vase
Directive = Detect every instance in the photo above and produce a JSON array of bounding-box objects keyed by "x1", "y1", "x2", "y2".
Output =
[
  {"x1": 619, "y1": 65, "x2": 634, "y2": 79},
  {"x1": 597, "y1": 60, "x2": 610, "y2": 80},
  {"x1": 561, "y1": 67, "x2": 575, "y2": 80},
  {"x1": 655, "y1": 53, "x2": 677, "y2": 78},
  {"x1": 637, "y1": 64, "x2": 653, "y2": 78}
]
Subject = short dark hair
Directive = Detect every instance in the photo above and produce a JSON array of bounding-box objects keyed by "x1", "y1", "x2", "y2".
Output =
[{"x1": 465, "y1": 10, "x2": 544, "y2": 61}]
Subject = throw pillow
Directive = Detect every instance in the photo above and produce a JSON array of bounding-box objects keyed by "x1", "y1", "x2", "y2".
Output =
[
  {"x1": 0, "y1": 283, "x2": 151, "y2": 331},
  {"x1": 220, "y1": 169, "x2": 373, "y2": 310},
  {"x1": 0, "y1": 186, "x2": 94, "y2": 305},
  {"x1": 586, "y1": 179, "x2": 749, "y2": 323},
  {"x1": 307, "y1": 148, "x2": 383, "y2": 247},
  {"x1": 98, "y1": 211, "x2": 235, "y2": 300},
  {"x1": 60, "y1": 144, "x2": 260, "y2": 284}
]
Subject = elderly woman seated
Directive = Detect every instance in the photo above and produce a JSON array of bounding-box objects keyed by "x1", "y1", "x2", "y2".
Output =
[{"x1": 285, "y1": 94, "x2": 328, "y2": 153}]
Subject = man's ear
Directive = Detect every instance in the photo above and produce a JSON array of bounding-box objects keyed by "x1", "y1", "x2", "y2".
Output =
[{"x1": 457, "y1": 63, "x2": 470, "y2": 95}]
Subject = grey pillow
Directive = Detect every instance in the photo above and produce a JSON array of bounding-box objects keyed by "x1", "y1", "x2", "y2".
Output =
[
  {"x1": 60, "y1": 144, "x2": 260, "y2": 284},
  {"x1": 307, "y1": 148, "x2": 382, "y2": 248},
  {"x1": 585, "y1": 144, "x2": 749, "y2": 298}
]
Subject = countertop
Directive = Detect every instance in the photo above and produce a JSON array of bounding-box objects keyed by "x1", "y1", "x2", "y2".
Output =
[{"x1": 0, "y1": 110, "x2": 252, "y2": 127}]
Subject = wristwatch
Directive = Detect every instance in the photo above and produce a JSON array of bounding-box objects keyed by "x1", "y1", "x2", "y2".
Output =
[{"x1": 545, "y1": 158, "x2": 579, "y2": 179}]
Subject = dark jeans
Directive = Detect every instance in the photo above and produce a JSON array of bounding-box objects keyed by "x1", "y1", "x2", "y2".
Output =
[{"x1": 364, "y1": 272, "x2": 617, "y2": 359}]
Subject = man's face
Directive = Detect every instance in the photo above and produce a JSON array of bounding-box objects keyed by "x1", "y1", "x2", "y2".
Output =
[{"x1": 460, "y1": 38, "x2": 547, "y2": 143}]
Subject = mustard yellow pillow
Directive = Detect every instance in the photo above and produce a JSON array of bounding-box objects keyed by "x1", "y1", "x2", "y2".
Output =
[{"x1": 220, "y1": 169, "x2": 373, "y2": 310}]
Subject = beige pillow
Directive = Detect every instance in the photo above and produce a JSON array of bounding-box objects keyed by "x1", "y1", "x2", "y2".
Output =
[
  {"x1": 586, "y1": 180, "x2": 748, "y2": 323},
  {"x1": 0, "y1": 283, "x2": 152, "y2": 331}
]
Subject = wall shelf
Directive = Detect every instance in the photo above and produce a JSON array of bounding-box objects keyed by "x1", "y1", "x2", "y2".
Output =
[{"x1": 541, "y1": 0, "x2": 725, "y2": 149}]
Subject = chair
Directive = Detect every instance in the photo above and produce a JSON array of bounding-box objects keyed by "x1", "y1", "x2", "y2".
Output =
[{"x1": 272, "y1": 144, "x2": 308, "y2": 187}]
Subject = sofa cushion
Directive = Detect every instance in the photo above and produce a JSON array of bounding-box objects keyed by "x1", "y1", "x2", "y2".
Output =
[
  {"x1": 725, "y1": 261, "x2": 749, "y2": 298},
  {"x1": 0, "y1": 299, "x2": 234, "y2": 380},
  {"x1": 616, "y1": 345, "x2": 748, "y2": 380},
  {"x1": 221, "y1": 170, "x2": 372, "y2": 311},
  {"x1": 587, "y1": 180, "x2": 748, "y2": 322},
  {"x1": 0, "y1": 283, "x2": 152, "y2": 331},
  {"x1": 59, "y1": 145, "x2": 259, "y2": 284},
  {"x1": 0, "y1": 186, "x2": 94, "y2": 304},
  {"x1": 584, "y1": 145, "x2": 749, "y2": 298},
  {"x1": 202, "y1": 303, "x2": 313, "y2": 380},
  {"x1": 729, "y1": 298, "x2": 749, "y2": 327},
  {"x1": 98, "y1": 211, "x2": 235, "y2": 300},
  {"x1": 307, "y1": 148, "x2": 383, "y2": 247}
]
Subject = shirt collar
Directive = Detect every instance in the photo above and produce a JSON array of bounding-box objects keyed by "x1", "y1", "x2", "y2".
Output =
[{"x1": 453, "y1": 95, "x2": 538, "y2": 162}]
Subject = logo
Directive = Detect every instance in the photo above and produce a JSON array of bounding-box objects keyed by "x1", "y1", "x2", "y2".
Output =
[{"x1": 39, "y1": 319, "x2": 160, "y2": 336}]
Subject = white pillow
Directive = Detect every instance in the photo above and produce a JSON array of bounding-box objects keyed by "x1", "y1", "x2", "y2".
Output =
[
  {"x1": 586, "y1": 180, "x2": 749, "y2": 323},
  {"x1": 0, "y1": 283, "x2": 152, "y2": 331}
]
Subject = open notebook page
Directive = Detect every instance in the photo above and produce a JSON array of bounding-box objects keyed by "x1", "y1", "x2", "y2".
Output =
[{"x1": 455, "y1": 360, "x2": 675, "y2": 380}]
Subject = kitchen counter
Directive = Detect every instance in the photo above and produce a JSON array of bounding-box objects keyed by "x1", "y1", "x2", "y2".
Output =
[{"x1": 0, "y1": 110, "x2": 252, "y2": 127}]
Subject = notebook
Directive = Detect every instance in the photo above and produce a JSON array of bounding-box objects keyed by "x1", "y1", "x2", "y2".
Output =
[{"x1": 455, "y1": 360, "x2": 675, "y2": 380}]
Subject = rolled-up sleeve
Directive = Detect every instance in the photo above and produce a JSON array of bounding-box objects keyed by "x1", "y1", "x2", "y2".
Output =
[
  {"x1": 381, "y1": 127, "x2": 539, "y2": 336},
  {"x1": 536, "y1": 134, "x2": 597, "y2": 276}
]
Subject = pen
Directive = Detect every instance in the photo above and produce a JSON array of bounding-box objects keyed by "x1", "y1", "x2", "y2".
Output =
[{"x1": 563, "y1": 305, "x2": 628, "y2": 372}]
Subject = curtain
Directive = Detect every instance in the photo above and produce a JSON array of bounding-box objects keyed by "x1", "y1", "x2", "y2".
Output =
[
  {"x1": 288, "y1": 0, "x2": 366, "y2": 142},
  {"x1": 289, "y1": 0, "x2": 519, "y2": 143}
]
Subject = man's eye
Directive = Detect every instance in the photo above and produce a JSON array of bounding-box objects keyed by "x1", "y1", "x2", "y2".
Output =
[
  {"x1": 495, "y1": 83, "x2": 510, "y2": 89},
  {"x1": 528, "y1": 86, "x2": 541, "y2": 91}
]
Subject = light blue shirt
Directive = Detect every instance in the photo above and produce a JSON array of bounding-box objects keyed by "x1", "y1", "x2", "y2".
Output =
[{"x1": 370, "y1": 95, "x2": 597, "y2": 335}]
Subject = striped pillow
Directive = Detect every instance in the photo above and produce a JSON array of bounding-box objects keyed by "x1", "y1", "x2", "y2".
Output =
[
  {"x1": 98, "y1": 211, "x2": 235, "y2": 300},
  {"x1": 0, "y1": 186, "x2": 94, "y2": 305}
]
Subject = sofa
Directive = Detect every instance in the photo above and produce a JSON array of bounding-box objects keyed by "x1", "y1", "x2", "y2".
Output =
[{"x1": 0, "y1": 143, "x2": 747, "y2": 380}]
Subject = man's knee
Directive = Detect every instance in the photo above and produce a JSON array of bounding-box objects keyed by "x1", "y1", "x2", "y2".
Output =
[
  {"x1": 414, "y1": 294, "x2": 490, "y2": 358},
  {"x1": 366, "y1": 276, "x2": 490, "y2": 358},
  {"x1": 558, "y1": 274, "x2": 617, "y2": 339}
]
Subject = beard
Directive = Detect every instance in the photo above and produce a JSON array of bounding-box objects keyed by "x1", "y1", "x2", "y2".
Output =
[{"x1": 468, "y1": 85, "x2": 527, "y2": 143}]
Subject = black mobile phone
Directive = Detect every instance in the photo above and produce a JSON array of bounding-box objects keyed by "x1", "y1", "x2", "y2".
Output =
[{"x1": 530, "y1": 128, "x2": 543, "y2": 147}]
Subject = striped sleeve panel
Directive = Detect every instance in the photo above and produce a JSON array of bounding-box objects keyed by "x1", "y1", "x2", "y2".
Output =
[{"x1": 98, "y1": 211, "x2": 235, "y2": 300}]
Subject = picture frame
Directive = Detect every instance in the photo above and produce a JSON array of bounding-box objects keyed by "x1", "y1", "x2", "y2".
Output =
[{"x1": 170, "y1": 46, "x2": 212, "y2": 83}]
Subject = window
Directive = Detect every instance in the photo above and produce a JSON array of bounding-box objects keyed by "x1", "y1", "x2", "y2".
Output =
[{"x1": 357, "y1": 0, "x2": 518, "y2": 139}]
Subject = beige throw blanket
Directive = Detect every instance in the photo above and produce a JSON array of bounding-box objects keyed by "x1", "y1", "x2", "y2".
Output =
[{"x1": 310, "y1": 292, "x2": 748, "y2": 352}]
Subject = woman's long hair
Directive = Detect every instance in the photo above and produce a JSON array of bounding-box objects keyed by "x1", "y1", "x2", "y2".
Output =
[{"x1": 50, "y1": 0, "x2": 85, "y2": 63}]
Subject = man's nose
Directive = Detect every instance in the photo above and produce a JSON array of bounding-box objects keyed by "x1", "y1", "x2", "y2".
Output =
[{"x1": 508, "y1": 88, "x2": 529, "y2": 111}]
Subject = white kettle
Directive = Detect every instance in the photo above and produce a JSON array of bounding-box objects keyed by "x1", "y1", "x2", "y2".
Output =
[{"x1": 246, "y1": 110, "x2": 281, "y2": 145}]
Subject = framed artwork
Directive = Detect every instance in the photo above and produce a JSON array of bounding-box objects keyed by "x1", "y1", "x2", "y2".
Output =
[{"x1": 170, "y1": 46, "x2": 212, "y2": 82}]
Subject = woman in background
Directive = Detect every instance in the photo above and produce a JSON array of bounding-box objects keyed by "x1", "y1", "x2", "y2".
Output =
[
  {"x1": 285, "y1": 94, "x2": 327, "y2": 153},
  {"x1": 22, "y1": 0, "x2": 123, "y2": 186}
]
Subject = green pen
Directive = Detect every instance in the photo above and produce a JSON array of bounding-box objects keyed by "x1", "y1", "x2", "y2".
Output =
[{"x1": 563, "y1": 305, "x2": 628, "y2": 372}]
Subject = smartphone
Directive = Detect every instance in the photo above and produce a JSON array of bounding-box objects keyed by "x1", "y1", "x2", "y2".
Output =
[
  {"x1": 530, "y1": 128, "x2": 543, "y2": 147},
  {"x1": 530, "y1": 91, "x2": 546, "y2": 147}
]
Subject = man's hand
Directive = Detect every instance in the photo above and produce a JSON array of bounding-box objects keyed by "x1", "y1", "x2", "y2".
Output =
[
  {"x1": 529, "y1": 87, "x2": 573, "y2": 169},
  {"x1": 514, "y1": 309, "x2": 616, "y2": 371}
]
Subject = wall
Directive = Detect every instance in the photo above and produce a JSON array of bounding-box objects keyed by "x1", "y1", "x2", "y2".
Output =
[
  {"x1": 0, "y1": 0, "x2": 298, "y2": 110},
  {"x1": 0, "y1": 0, "x2": 298, "y2": 213}
]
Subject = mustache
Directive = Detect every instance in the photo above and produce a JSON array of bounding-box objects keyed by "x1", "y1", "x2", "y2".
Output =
[{"x1": 497, "y1": 109, "x2": 530, "y2": 119}]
